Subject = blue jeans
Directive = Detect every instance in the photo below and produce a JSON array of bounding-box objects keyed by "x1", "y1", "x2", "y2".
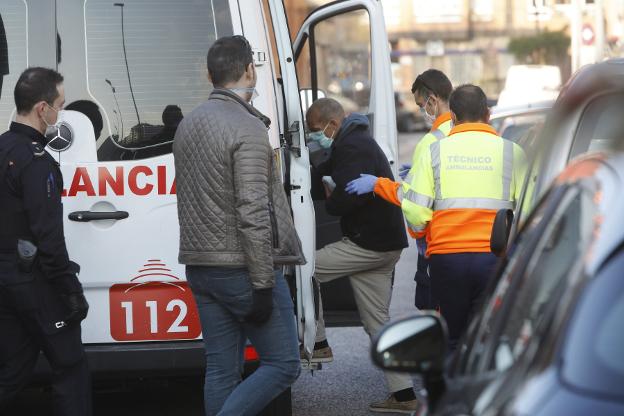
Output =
[{"x1": 186, "y1": 266, "x2": 300, "y2": 416}]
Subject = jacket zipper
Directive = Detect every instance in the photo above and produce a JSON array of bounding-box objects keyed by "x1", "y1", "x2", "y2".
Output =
[{"x1": 268, "y1": 201, "x2": 279, "y2": 249}]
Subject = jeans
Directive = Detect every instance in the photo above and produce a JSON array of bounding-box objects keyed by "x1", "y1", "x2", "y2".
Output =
[{"x1": 186, "y1": 266, "x2": 300, "y2": 416}]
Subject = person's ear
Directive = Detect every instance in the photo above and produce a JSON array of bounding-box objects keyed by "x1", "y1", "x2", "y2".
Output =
[
  {"x1": 450, "y1": 111, "x2": 458, "y2": 125},
  {"x1": 484, "y1": 108, "x2": 491, "y2": 124},
  {"x1": 207, "y1": 71, "x2": 213, "y2": 84},
  {"x1": 245, "y1": 63, "x2": 255, "y2": 80}
]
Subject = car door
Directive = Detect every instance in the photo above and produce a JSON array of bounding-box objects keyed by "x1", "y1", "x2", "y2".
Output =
[
  {"x1": 51, "y1": 0, "x2": 235, "y2": 344},
  {"x1": 292, "y1": 0, "x2": 397, "y2": 327}
]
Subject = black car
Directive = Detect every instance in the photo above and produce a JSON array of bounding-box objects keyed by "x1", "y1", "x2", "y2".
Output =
[{"x1": 372, "y1": 151, "x2": 624, "y2": 415}]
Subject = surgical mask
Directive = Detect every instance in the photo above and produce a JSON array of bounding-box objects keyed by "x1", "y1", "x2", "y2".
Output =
[
  {"x1": 308, "y1": 122, "x2": 333, "y2": 149},
  {"x1": 230, "y1": 87, "x2": 259, "y2": 102},
  {"x1": 42, "y1": 103, "x2": 60, "y2": 136},
  {"x1": 420, "y1": 97, "x2": 437, "y2": 125}
]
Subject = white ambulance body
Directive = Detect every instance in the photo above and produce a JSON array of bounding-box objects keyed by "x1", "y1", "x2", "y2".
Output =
[{"x1": 0, "y1": 0, "x2": 397, "y2": 411}]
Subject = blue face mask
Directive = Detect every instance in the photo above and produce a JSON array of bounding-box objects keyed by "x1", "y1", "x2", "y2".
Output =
[{"x1": 308, "y1": 122, "x2": 333, "y2": 149}]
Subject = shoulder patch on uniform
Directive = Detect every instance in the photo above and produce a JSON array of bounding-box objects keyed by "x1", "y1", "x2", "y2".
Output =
[{"x1": 30, "y1": 141, "x2": 46, "y2": 157}]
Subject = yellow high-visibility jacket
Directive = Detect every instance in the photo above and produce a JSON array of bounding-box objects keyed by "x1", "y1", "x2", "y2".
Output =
[
  {"x1": 402, "y1": 122, "x2": 527, "y2": 256},
  {"x1": 374, "y1": 112, "x2": 452, "y2": 238}
]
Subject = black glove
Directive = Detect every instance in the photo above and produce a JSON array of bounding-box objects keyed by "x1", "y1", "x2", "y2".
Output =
[
  {"x1": 61, "y1": 292, "x2": 89, "y2": 324},
  {"x1": 245, "y1": 288, "x2": 273, "y2": 325}
]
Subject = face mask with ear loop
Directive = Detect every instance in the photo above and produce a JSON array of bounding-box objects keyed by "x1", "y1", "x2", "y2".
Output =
[
  {"x1": 308, "y1": 122, "x2": 334, "y2": 149},
  {"x1": 420, "y1": 96, "x2": 437, "y2": 126},
  {"x1": 230, "y1": 87, "x2": 259, "y2": 103},
  {"x1": 41, "y1": 102, "x2": 64, "y2": 136}
]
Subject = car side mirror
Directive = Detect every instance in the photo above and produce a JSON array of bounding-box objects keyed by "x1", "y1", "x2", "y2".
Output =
[
  {"x1": 371, "y1": 313, "x2": 447, "y2": 374},
  {"x1": 490, "y1": 209, "x2": 514, "y2": 257}
]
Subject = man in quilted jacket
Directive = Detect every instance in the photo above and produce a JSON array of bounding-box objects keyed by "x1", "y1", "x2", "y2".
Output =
[{"x1": 173, "y1": 35, "x2": 304, "y2": 416}]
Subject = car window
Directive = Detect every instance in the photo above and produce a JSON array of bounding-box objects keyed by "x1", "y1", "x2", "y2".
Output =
[
  {"x1": 460, "y1": 185, "x2": 560, "y2": 375},
  {"x1": 490, "y1": 189, "x2": 594, "y2": 372},
  {"x1": 83, "y1": 0, "x2": 232, "y2": 161},
  {"x1": 464, "y1": 186, "x2": 596, "y2": 375},
  {"x1": 561, "y1": 247, "x2": 624, "y2": 399},
  {"x1": 570, "y1": 93, "x2": 624, "y2": 159}
]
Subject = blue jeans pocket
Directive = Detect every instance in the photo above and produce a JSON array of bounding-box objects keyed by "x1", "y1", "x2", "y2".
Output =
[{"x1": 186, "y1": 266, "x2": 253, "y2": 322}]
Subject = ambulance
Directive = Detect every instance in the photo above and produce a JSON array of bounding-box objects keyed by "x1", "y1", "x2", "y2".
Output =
[{"x1": 0, "y1": 0, "x2": 397, "y2": 413}]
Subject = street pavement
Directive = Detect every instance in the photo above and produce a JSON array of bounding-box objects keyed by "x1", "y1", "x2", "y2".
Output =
[{"x1": 5, "y1": 131, "x2": 427, "y2": 416}]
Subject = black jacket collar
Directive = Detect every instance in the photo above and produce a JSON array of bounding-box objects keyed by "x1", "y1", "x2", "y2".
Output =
[{"x1": 10, "y1": 122, "x2": 49, "y2": 146}]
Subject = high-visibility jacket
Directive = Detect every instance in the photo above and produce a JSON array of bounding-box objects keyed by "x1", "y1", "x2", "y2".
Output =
[
  {"x1": 402, "y1": 122, "x2": 527, "y2": 256},
  {"x1": 374, "y1": 112, "x2": 452, "y2": 239},
  {"x1": 374, "y1": 112, "x2": 452, "y2": 207}
]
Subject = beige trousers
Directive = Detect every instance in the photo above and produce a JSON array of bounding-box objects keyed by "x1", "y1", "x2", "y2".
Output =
[{"x1": 314, "y1": 238, "x2": 413, "y2": 393}]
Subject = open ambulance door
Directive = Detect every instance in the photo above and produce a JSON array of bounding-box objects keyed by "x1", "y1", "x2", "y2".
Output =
[{"x1": 292, "y1": 1, "x2": 398, "y2": 332}]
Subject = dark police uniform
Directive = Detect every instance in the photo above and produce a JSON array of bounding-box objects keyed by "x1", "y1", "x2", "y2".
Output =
[{"x1": 0, "y1": 122, "x2": 91, "y2": 415}]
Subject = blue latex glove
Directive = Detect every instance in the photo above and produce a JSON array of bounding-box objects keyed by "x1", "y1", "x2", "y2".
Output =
[
  {"x1": 399, "y1": 163, "x2": 412, "y2": 180},
  {"x1": 345, "y1": 174, "x2": 378, "y2": 195}
]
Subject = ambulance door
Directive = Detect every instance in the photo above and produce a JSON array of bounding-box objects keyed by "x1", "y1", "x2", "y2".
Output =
[
  {"x1": 52, "y1": 0, "x2": 234, "y2": 344},
  {"x1": 292, "y1": 1, "x2": 397, "y2": 326}
]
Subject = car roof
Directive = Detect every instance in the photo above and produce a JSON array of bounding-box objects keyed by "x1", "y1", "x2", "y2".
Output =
[
  {"x1": 490, "y1": 101, "x2": 554, "y2": 119},
  {"x1": 553, "y1": 151, "x2": 624, "y2": 275}
]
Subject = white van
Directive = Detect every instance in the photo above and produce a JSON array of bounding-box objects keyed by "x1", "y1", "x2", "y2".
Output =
[{"x1": 0, "y1": 0, "x2": 397, "y2": 413}]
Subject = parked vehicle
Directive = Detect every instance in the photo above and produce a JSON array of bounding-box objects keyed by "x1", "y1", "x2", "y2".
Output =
[
  {"x1": 396, "y1": 91, "x2": 426, "y2": 132},
  {"x1": 489, "y1": 100, "x2": 552, "y2": 144},
  {"x1": 497, "y1": 65, "x2": 561, "y2": 107},
  {"x1": 372, "y1": 151, "x2": 624, "y2": 416},
  {"x1": 0, "y1": 0, "x2": 396, "y2": 413}
]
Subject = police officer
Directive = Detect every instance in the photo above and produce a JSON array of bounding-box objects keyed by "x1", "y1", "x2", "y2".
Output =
[{"x1": 0, "y1": 67, "x2": 91, "y2": 415}]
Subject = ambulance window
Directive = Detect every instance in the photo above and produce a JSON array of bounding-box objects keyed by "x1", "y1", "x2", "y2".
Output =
[
  {"x1": 309, "y1": 9, "x2": 372, "y2": 115},
  {"x1": 83, "y1": 0, "x2": 232, "y2": 161},
  {"x1": 0, "y1": 3, "x2": 28, "y2": 128}
]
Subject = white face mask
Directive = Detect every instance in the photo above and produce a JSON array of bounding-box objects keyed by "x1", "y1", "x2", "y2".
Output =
[
  {"x1": 420, "y1": 97, "x2": 437, "y2": 126},
  {"x1": 230, "y1": 87, "x2": 259, "y2": 103},
  {"x1": 42, "y1": 103, "x2": 60, "y2": 136}
]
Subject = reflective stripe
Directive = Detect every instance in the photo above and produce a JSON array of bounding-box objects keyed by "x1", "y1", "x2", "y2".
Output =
[
  {"x1": 431, "y1": 129, "x2": 445, "y2": 140},
  {"x1": 405, "y1": 189, "x2": 434, "y2": 208},
  {"x1": 407, "y1": 222, "x2": 425, "y2": 233},
  {"x1": 502, "y1": 140, "x2": 513, "y2": 200},
  {"x1": 397, "y1": 185, "x2": 404, "y2": 201},
  {"x1": 433, "y1": 198, "x2": 514, "y2": 210},
  {"x1": 430, "y1": 141, "x2": 441, "y2": 199},
  {"x1": 404, "y1": 171, "x2": 414, "y2": 185}
]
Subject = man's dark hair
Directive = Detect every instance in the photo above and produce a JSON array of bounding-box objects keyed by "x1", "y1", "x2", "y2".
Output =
[
  {"x1": 411, "y1": 69, "x2": 452, "y2": 101},
  {"x1": 207, "y1": 36, "x2": 253, "y2": 87},
  {"x1": 14, "y1": 67, "x2": 63, "y2": 115},
  {"x1": 449, "y1": 84, "x2": 489, "y2": 123}
]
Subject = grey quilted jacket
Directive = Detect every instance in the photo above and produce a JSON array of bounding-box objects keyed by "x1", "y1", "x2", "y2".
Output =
[{"x1": 173, "y1": 89, "x2": 305, "y2": 289}]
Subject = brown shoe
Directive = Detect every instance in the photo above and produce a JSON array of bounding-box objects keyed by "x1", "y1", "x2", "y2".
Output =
[
  {"x1": 300, "y1": 345, "x2": 334, "y2": 363},
  {"x1": 369, "y1": 395, "x2": 426, "y2": 414}
]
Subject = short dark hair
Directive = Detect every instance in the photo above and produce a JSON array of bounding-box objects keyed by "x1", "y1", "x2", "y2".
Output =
[
  {"x1": 411, "y1": 69, "x2": 452, "y2": 101},
  {"x1": 14, "y1": 67, "x2": 64, "y2": 115},
  {"x1": 207, "y1": 36, "x2": 253, "y2": 87},
  {"x1": 306, "y1": 98, "x2": 345, "y2": 125},
  {"x1": 449, "y1": 84, "x2": 489, "y2": 123}
]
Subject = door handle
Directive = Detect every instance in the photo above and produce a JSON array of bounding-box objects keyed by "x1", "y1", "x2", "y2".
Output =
[{"x1": 68, "y1": 211, "x2": 129, "y2": 222}]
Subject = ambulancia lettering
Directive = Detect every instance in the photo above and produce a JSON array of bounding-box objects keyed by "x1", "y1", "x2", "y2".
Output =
[{"x1": 61, "y1": 165, "x2": 176, "y2": 197}]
